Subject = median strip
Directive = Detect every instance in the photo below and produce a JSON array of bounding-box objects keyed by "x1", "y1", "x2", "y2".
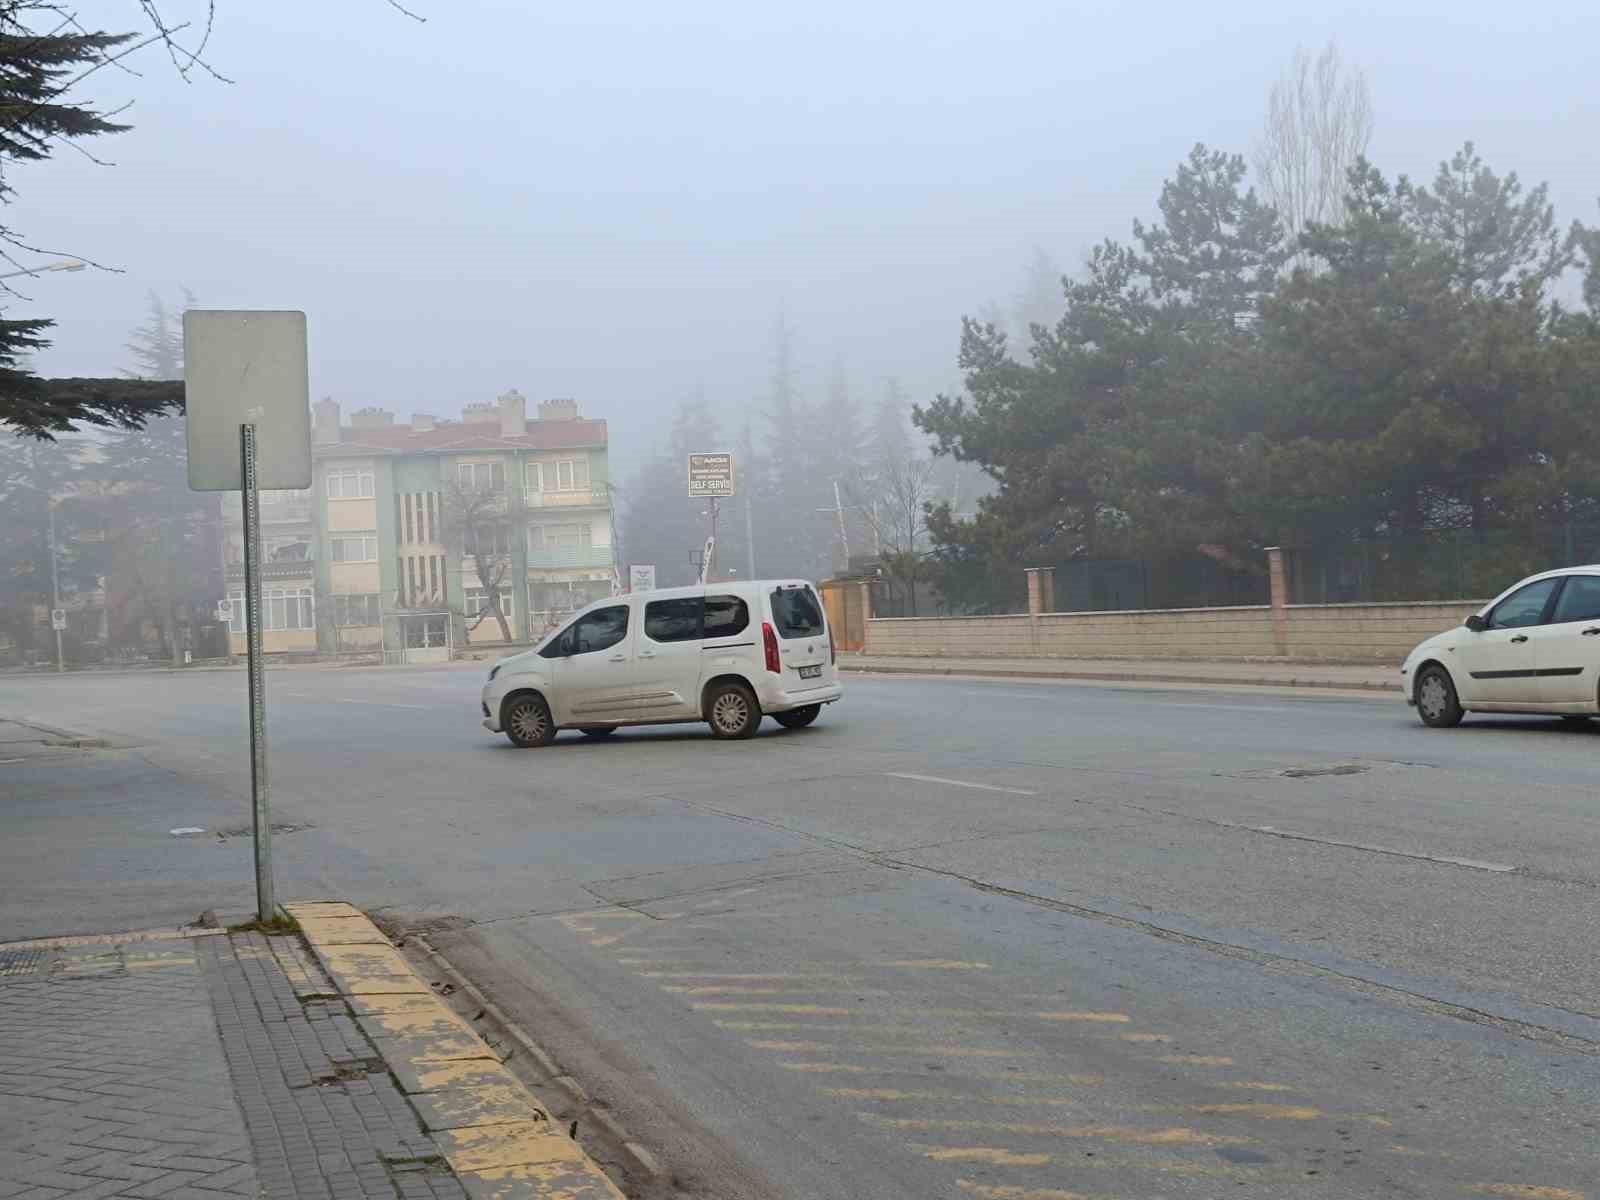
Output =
[{"x1": 287, "y1": 900, "x2": 626, "y2": 1200}]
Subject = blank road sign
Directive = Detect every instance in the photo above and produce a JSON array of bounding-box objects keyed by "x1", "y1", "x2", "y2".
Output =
[
  {"x1": 184, "y1": 310, "x2": 311, "y2": 491},
  {"x1": 688, "y1": 452, "x2": 735, "y2": 498}
]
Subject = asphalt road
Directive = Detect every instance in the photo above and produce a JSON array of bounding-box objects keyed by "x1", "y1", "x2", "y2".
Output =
[{"x1": 3, "y1": 664, "x2": 1598, "y2": 1199}]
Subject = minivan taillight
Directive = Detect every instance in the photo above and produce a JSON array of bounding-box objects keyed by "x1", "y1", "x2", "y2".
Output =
[
  {"x1": 827, "y1": 621, "x2": 835, "y2": 665},
  {"x1": 762, "y1": 622, "x2": 781, "y2": 673}
]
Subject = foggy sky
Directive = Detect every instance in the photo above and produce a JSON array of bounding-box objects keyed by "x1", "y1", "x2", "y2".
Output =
[{"x1": 17, "y1": 1, "x2": 1600, "y2": 476}]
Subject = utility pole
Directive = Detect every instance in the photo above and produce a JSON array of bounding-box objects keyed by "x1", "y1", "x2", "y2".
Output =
[
  {"x1": 47, "y1": 500, "x2": 63, "y2": 673},
  {"x1": 745, "y1": 494, "x2": 756, "y2": 580},
  {"x1": 815, "y1": 481, "x2": 852, "y2": 574}
]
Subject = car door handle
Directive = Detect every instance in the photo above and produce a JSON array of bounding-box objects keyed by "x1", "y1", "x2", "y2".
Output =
[
  {"x1": 1510, "y1": 634, "x2": 1529, "y2": 643},
  {"x1": 1584, "y1": 628, "x2": 1600, "y2": 637},
  {"x1": 638, "y1": 650, "x2": 655, "y2": 658},
  {"x1": 608, "y1": 653, "x2": 626, "y2": 662}
]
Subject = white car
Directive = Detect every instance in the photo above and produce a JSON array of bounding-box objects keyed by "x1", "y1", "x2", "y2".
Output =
[
  {"x1": 481, "y1": 579, "x2": 842, "y2": 746},
  {"x1": 1401, "y1": 566, "x2": 1600, "y2": 727}
]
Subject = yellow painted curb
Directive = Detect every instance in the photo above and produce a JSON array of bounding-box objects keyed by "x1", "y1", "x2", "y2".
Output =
[{"x1": 289, "y1": 901, "x2": 625, "y2": 1200}]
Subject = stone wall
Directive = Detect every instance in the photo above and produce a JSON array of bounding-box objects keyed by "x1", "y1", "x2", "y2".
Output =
[{"x1": 863, "y1": 600, "x2": 1483, "y2": 664}]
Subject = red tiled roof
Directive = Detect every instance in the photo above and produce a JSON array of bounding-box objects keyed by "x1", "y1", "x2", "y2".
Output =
[{"x1": 315, "y1": 417, "x2": 606, "y2": 456}]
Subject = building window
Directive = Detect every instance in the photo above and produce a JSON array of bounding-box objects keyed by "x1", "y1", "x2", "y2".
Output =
[
  {"x1": 457, "y1": 461, "x2": 505, "y2": 491},
  {"x1": 465, "y1": 526, "x2": 512, "y2": 558},
  {"x1": 402, "y1": 494, "x2": 413, "y2": 544},
  {"x1": 428, "y1": 555, "x2": 440, "y2": 600},
  {"x1": 326, "y1": 469, "x2": 375, "y2": 499},
  {"x1": 330, "y1": 534, "x2": 379, "y2": 563},
  {"x1": 332, "y1": 594, "x2": 382, "y2": 627},
  {"x1": 465, "y1": 587, "x2": 513, "y2": 619},
  {"x1": 529, "y1": 523, "x2": 592, "y2": 551},
  {"x1": 229, "y1": 588, "x2": 314, "y2": 632},
  {"x1": 556, "y1": 457, "x2": 590, "y2": 492}
]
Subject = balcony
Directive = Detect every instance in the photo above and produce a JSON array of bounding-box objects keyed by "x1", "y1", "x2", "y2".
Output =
[
  {"x1": 523, "y1": 484, "x2": 610, "y2": 510},
  {"x1": 223, "y1": 494, "x2": 313, "y2": 523},
  {"x1": 224, "y1": 558, "x2": 316, "y2": 581},
  {"x1": 526, "y1": 546, "x2": 612, "y2": 569}
]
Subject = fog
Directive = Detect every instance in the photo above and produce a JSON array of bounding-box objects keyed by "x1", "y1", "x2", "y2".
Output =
[{"x1": 17, "y1": 1, "x2": 1600, "y2": 477}]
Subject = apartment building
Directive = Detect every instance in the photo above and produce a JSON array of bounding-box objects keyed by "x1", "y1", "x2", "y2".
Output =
[{"x1": 220, "y1": 390, "x2": 614, "y2": 656}]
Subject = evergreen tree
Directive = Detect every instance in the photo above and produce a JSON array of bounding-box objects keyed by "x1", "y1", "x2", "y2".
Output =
[{"x1": 124, "y1": 290, "x2": 195, "y2": 381}]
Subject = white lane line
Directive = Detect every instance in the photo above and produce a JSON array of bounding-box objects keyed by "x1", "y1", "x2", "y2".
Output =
[
  {"x1": 886, "y1": 773, "x2": 1037, "y2": 796},
  {"x1": 1239, "y1": 823, "x2": 1515, "y2": 873},
  {"x1": 333, "y1": 699, "x2": 430, "y2": 710}
]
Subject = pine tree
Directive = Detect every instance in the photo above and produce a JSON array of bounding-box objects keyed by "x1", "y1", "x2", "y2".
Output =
[{"x1": 124, "y1": 290, "x2": 193, "y2": 381}]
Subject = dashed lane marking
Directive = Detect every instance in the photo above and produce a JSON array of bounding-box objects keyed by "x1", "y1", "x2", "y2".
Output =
[
  {"x1": 823, "y1": 1088, "x2": 1076, "y2": 1108},
  {"x1": 1033, "y1": 1012, "x2": 1130, "y2": 1023},
  {"x1": 956, "y1": 1184, "x2": 1100, "y2": 1200},
  {"x1": 1138, "y1": 1102, "x2": 1323, "y2": 1120},
  {"x1": 861, "y1": 1116, "x2": 1251, "y2": 1146},
  {"x1": 1468, "y1": 1187, "x2": 1586, "y2": 1200},
  {"x1": 692, "y1": 1002, "x2": 852, "y2": 1014},
  {"x1": 922, "y1": 1147, "x2": 1052, "y2": 1166},
  {"x1": 883, "y1": 958, "x2": 993, "y2": 969},
  {"x1": 1157, "y1": 1054, "x2": 1234, "y2": 1065},
  {"x1": 886, "y1": 772, "x2": 1038, "y2": 795}
]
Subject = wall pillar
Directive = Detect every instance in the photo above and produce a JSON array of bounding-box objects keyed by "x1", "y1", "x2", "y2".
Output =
[
  {"x1": 1265, "y1": 546, "x2": 1288, "y2": 656},
  {"x1": 1025, "y1": 567, "x2": 1053, "y2": 617}
]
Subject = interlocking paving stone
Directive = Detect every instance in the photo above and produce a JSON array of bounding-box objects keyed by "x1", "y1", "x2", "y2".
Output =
[{"x1": 0, "y1": 939, "x2": 260, "y2": 1200}]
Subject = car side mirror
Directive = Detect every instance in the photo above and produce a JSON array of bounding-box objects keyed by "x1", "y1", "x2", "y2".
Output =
[{"x1": 1464, "y1": 614, "x2": 1487, "y2": 633}]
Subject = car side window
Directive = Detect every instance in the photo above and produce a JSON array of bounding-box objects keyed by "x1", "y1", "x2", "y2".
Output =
[
  {"x1": 1487, "y1": 578, "x2": 1559, "y2": 630},
  {"x1": 1551, "y1": 576, "x2": 1600, "y2": 624},
  {"x1": 571, "y1": 605, "x2": 629, "y2": 655},
  {"x1": 644, "y1": 598, "x2": 702, "y2": 643},
  {"x1": 704, "y1": 594, "x2": 750, "y2": 638},
  {"x1": 537, "y1": 624, "x2": 574, "y2": 658}
]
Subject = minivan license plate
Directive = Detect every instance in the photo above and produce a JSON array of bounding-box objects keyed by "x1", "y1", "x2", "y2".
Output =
[{"x1": 798, "y1": 665, "x2": 822, "y2": 679}]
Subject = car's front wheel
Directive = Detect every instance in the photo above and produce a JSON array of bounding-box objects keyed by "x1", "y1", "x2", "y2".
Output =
[
  {"x1": 773, "y1": 704, "x2": 821, "y2": 730},
  {"x1": 706, "y1": 683, "x2": 760, "y2": 739},
  {"x1": 504, "y1": 693, "x2": 557, "y2": 747},
  {"x1": 1415, "y1": 665, "x2": 1464, "y2": 728}
]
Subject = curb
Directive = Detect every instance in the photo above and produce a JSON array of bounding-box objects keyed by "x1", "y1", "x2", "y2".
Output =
[
  {"x1": 837, "y1": 661, "x2": 1401, "y2": 694},
  {"x1": 0, "y1": 713, "x2": 112, "y2": 747},
  {"x1": 288, "y1": 901, "x2": 636, "y2": 1200}
]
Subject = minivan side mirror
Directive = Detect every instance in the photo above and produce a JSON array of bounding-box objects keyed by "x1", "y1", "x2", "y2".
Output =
[{"x1": 1464, "y1": 614, "x2": 1487, "y2": 633}]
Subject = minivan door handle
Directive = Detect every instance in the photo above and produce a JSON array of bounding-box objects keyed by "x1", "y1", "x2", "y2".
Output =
[
  {"x1": 1583, "y1": 628, "x2": 1600, "y2": 637},
  {"x1": 638, "y1": 650, "x2": 656, "y2": 658},
  {"x1": 608, "y1": 653, "x2": 627, "y2": 662},
  {"x1": 1510, "y1": 634, "x2": 1529, "y2": 644}
]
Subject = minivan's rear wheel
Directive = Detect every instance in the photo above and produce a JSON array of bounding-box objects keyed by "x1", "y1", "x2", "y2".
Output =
[
  {"x1": 773, "y1": 704, "x2": 821, "y2": 730},
  {"x1": 504, "y1": 694, "x2": 556, "y2": 747},
  {"x1": 707, "y1": 683, "x2": 760, "y2": 739},
  {"x1": 1415, "y1": 665, "x2": 1464, "y2": 729}
]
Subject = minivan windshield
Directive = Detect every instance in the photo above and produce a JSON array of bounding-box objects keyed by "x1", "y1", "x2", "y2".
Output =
[{"x1": 770, "y1": 586, "x2": 824, "y2": 639}]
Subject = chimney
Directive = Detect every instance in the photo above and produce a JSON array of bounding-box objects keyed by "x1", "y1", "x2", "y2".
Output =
[
  {"x1": 412, "y1": 414, "x2": 435, "y2": 432},
  {"x1": 462, "y1": 401, "x2": 495, "y2": 422},
  {"x1": 349, "y1": 407, "x2": 394, "y2": 430},
  {"x1": 537, "y1": 398, "x2": 579, "y2": 422},
  {"x1": 498, "y1": 388, "x2": 526, "y2": 438},
  {"x1": 313, "y1": 397, "x2": 341, "y2": 445}
]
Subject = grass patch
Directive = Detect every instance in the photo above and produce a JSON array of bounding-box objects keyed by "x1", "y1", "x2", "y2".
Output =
[{"x1": 228, "y1": 911, "x2": 302, "y2": 936}]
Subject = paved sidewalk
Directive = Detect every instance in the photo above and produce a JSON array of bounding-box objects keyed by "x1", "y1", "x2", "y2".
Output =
[
  {"x1": 0, "y1": 929, "x2": 463, "y2": 1200},
  {"x1": 838, "y1": 652, "x2": 1403, "y2": 692}
]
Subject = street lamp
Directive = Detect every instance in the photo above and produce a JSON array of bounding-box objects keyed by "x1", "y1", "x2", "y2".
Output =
[{"x1": 0, "y1": 259, "x2": 86, "y2": 282}]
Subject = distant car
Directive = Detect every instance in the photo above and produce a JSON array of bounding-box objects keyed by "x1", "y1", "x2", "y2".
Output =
[
  {"x1": 481, "y1": 579, "x2": 841, "y2": 747},
  {"x1": 1401, "y1": 566, "x2": 1600, "y2": 727}
]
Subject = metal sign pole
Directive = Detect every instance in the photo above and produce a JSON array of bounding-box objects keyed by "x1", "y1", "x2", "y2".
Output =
[
  {"x1": 239, "y1": 423, "x2": 275, "y2": 922},
  {"x1": 708, "y1": 496, "x2": 719, "y2": 582}
]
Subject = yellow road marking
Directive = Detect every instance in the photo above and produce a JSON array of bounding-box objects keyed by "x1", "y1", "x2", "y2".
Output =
[
  {"x1": 644, "y1": 972, "x2": 850, "y2": 980},
  {"x1": 776, "y1": 1062, "x2": 872, "y2": 1073},
  {"x1": 692, "y1": 1002, "x2": 851, "y2": 1014},
  {"x1": 759, "y1": 1041, "x2": 1027, "y2": 1059},
  {"x1": 957, "y1": 1183, "x2": 1098, "y2": 1200},
  {"x1": 1365, "y1": 1114, "x2": 1394, "y2": 1126},
  {"x1": 747, "y1": 1040, "x2": 835, "y2": 1052},
  {"x1": 1139, "y1": 1103, "x2": 1322, "y2": 1120},
  {"x1": 923, "y1": 1147, "x2": 1051, "y2": 1166},
  {"x1": 1033, "y1": 1012, "x2": 1130, "y2": 1023},
  {"x1": 1156, "y1": 1054, "x2": 1234, "y2": 1065},
  {"x1": 1118, "y1": 1033, "x2": 1171, "y2": 1043},
  {"x1": 1469, "y1": 1187, "x2": 1586, "y2": 1200},
  {"x1": 823, "y1": 1087, "x2": 1075, "y2": 1108},
  {"x1": 715, "y1": 1021, "x2": 933, "y2": 1034},
  {"x1": 885, "y1": 959, "x2": 991, "y2": 969},
  {"x1": 663, "y1": 985, "x2": 789, "y2": 995},
  {"x1": 1222, "y1": 1081, "x2": 1296, "y2": 1092},
  {"x1": 861, "y1": 1116, "x2": 1250, "y2": 1146}
]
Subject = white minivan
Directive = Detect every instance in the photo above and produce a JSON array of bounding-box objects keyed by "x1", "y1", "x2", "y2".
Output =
[{"x1": 481, "y1": 579, "x2": 842, "y2": 746}]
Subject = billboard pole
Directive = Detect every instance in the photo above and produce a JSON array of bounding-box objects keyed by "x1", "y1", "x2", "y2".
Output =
[{"x1": 240, "y1": 423, "x2": 275, "y2": 923}]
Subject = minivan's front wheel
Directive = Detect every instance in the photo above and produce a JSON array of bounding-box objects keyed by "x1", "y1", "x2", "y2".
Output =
[
  {"x1": 707, "y1": 683, "x2": 760, "y2": 739},
  {"x1": 1415, "y1": 665, "x2": 1464, "y2": 729},
  {"x1": 773, "y1": 704, "x2": 820, "y2": 730},
  {"x1": 504, "y1": 693, "x2": 556, "y2": 747}
]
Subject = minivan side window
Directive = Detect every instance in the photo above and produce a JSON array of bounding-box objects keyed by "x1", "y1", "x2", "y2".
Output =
[
  {"x1": 571, "y1": 605, "x2": 629, "y2": 654},
  {"x1": 645, "y1": 598, "x2": 702, "y2": 643},
  {"x1": 538, "y1": 624, "x2": 574, "y2": 658},
  {"x1": 770, "y1": 586, "x2": 824, "y2": 638},
  {"x1": 704, "y1": 594, "x2": 750, "y2": 638}
]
